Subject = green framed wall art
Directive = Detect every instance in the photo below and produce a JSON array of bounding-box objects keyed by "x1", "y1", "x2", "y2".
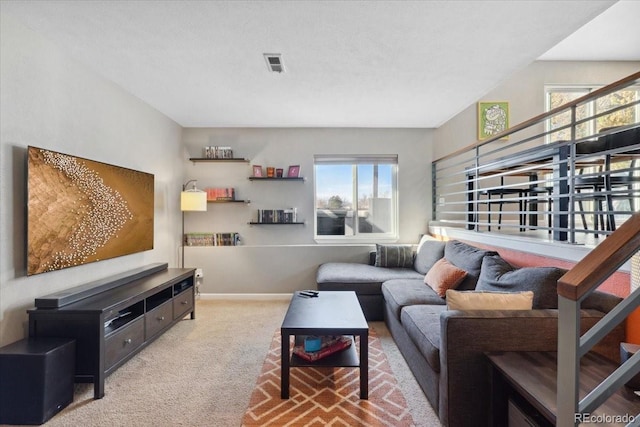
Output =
[{"x1": 478, "y1": 101, "x2": 509, "y2": 140}]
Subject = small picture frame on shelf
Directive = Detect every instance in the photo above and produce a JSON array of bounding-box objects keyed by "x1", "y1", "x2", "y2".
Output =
[
  {"x1": 253, "y1": 165, "x2": 263, "y2": 177},
  {"x1": 287, "y1": 165, "x2": 300, "y2": 178}
]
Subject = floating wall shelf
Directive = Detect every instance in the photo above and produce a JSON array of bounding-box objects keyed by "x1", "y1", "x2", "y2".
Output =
[
  {"x1": 207, "y1": 200, "x2": 250, "y2": 204},
  {"x1": 189, "y1": 158, "x2": 250, "y2": 163},
  {"x1": 248, "y1": 177, "x2": 305, "y2": 181}
]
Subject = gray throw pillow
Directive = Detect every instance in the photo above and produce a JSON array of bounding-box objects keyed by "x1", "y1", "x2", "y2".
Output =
[
  {"x1": 476, "y1": 255, "x2": 567, "y2": 309},
  {"x1": 413, "y1": 236, "x2": 446, "y2": 274},
  {"x1": 375, "y1": 244, "x2": 414, "y2": 268},
  {"x1": 444, "y1": 240, "x2": 498, "y2": 290}
]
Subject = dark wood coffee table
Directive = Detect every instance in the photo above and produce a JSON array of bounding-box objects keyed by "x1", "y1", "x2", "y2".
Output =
[{"x1": 280, "y1": 291, "x2": 369, "y2": 399}]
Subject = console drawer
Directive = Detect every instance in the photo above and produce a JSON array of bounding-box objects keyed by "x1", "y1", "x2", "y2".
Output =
[
  {"x1": 173, "y1": 287, "x2": 194, "y2": 319},
  {"x1": 104, "y1": 316, "x2": 144, "y2": 369},
  {"x1": 145, "y1": 300, "x2": 173, "y2": 338}
]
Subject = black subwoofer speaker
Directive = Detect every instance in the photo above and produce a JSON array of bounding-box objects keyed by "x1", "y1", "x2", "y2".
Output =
[{"x1": 0, "y1": 337, "x2": 75, "y2": 425}]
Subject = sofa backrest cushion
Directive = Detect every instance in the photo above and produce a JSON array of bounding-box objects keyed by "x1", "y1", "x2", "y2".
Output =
[
  {"x1": 413, "y1": 235, "x2": 446, "y2": 274},
  {"x1": 476, "y1": 255, "x2": 567, "y2": 309},
  {"x1": 444, "y1": 240, "x2": 498, "y2": 291},
  {"x1": 582, "y1": 290, "x2": 623, "y2": 313}
]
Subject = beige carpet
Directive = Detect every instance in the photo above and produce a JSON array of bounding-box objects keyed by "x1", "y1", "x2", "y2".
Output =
[
  {"x1": 242, "y1": 329, "x2": 414, "y2": 426},
  {"x1": 12, "y1": 299, "x2": 439, "y2": 427}
]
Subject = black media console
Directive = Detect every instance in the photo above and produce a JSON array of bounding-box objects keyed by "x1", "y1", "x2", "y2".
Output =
[{"x1": 28, "y1": 263, "x2": 196, "y2": 399}]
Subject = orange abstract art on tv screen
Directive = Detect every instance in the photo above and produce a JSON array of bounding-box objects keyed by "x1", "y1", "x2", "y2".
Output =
[{"x1": 27, "y1": 146, "x2": 154, "y2": 275}]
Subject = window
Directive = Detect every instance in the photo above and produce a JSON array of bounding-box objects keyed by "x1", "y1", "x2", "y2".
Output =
[
  {"x1": 314, "y1": 155, "x2": 398, "y2": 241},
  {"x1": 545, "y1": 85, "x2": 640, "y2": 222},
  {"x1": 545, "y1": 85, "x2": 640, "y2": 143}
]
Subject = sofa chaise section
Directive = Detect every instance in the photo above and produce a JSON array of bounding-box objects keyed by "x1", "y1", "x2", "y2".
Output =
[
  {"x1": 316, "y1": 262, "x2": 423, "y2": 320},
  {"x1": 316, "y1": 236, "x2": 446, "y2": 320}
]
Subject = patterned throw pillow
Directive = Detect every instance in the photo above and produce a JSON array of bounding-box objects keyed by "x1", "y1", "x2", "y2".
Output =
[
  {"x1": 424, "y1": 258, "x2": 468, "y2": 297},
  {"x1": 375, "y1": 244, "x2": 414, "y2": 268}
]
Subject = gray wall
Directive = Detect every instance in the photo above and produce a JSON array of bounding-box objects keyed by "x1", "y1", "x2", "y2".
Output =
[
  {"x1": 0, "y1": 14, "x2": 184, "y2": 346},
  {"x1": 182, "y1": 127, "x2": 432, "y2": 293},
  {"x1": 434, "y1": 61, "x2": 640, "y2": 160}
]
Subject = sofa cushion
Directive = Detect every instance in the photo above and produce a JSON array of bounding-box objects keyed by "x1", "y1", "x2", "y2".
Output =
[
  {"x1": 413, "y1": 235, "x2": 446, "y2": 274},
  {"x1": 582, "y1": 290, "x2": 623, "y2": 313},
  {"x1": 400, "y1": 304, "x2": 446, "y2": 373},
  {"x1": 475, "y1": 255, "x2": 566, "y2": 309},
  {"x1": 375, "y1": 244, "x2": 414, "y2": 268},
  {"x1": 445, "y1": 290, "x2": 534, "y2": 310},
  {"x1": 444, "y1": 240, "x2": 498, "y2": 291},
  {"x1": 381, "y1": 279, "x2": 445, "y2": 320},
  {"x1": 317, "y1": 263, "x2": 423, "y2": 295},
  {"x1": 424, "y1": 258, "x2": 467, "y2": 297}
]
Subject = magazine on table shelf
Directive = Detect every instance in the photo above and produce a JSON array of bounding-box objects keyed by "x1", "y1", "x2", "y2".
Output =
[{"x1": 292, "y1": 335, "x2": 352, "y2": 362}]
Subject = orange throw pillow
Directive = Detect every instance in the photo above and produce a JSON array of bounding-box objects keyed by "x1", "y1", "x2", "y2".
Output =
[{"x1": 424, "y1": 258, "x2": 468, "y2": 297}]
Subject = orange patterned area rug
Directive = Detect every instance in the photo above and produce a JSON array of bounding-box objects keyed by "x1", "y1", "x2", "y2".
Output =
[{"x1": 242, "y1": 328, "x2": 415, "y2": 426}]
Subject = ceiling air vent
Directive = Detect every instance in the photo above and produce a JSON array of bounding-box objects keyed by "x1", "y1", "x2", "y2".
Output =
[{"x1": 264, "y1": 53, "x2": 285, "y2": 73}]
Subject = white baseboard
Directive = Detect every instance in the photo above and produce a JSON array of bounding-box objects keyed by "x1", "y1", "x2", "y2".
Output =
[{"x1": 199, "y1": 293, "x2": 293, "y2": 301}]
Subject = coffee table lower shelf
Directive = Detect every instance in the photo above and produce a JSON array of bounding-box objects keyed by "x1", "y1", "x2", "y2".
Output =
[
  {"x1": 290, "y1": 339, "x2": 360, "y2": 368},
  {"x1": 282, "y1": 333, "x2": 368, "y2": 399}
]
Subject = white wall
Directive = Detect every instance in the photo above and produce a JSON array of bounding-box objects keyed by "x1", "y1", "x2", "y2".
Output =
[
  {"x1": 434, "y1": 61, "x2": 640, "y2": 160},
  {"x1": 182, "y1": 127, "x2": 432, "y2": 293},
  {"x1": 0, "y1": 14, "x2": 184, "y2": 346}
]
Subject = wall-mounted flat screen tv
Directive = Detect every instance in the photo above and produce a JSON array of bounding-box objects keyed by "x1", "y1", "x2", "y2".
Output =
[{"x1": 27, "y1": 146, "x2": 154, "y2": 275}]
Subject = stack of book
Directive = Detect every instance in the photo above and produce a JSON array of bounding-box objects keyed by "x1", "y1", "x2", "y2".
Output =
[
  {"x1": 256, "y1": 208, "x2": 297, "y2": 223},
  {"x1": 184, "y1": 232, "x2": 240, "y2": 246},
  {"x1": 292, "y1": 335, "x2": 352, "y2": 362},
  {"x1": 206, "y1": 187, "x2": 235, "y2": 201}
]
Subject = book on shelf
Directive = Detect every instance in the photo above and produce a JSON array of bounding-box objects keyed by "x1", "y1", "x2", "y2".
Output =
[
  {"x1": 256, "y1": 208, "x2": 298, "y2": 223},
  {"x1": 184, "y1": 232, "x2": 241, "y2": 246},
  {"x1": 205, "y1": 187, "x2": 235, "y2": 201},
  {"x1": 292, "y1": 335, "x2": 352, "y2": 362}
]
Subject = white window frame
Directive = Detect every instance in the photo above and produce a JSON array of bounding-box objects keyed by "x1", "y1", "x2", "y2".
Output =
[
  {"x1": 544, "y1": 84, "x2": 640, "y2": 143},
  {"x1": 313, "y1": 154, "x2": 399, "y2": 243},
  {"x1": 544, "y1": 85, "x2": 594, "y2": 144}
]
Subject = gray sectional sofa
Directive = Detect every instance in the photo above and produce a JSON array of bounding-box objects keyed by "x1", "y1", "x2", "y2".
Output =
[{"x1": 316, "y1": 236, "x2": 624, "y2": 427}]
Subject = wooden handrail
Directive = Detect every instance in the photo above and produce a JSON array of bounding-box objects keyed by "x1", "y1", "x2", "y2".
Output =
[
  {"x1": 557, "y1": 213, "x2": 640, "y2": 301},
  {"x1": 433, "y1": 71, "x2": 640, "y2": 164}
]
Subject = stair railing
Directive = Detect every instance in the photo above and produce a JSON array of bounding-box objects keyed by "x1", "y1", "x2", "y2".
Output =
[{"x1": 557, "y1": 212, "x2": 640, "y2": 426}]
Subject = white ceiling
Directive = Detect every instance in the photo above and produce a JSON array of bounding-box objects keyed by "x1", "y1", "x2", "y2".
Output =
[
  {"x1": 2, "y1": 0, "x2": 638, "y2": 128},
  {"x1": 539, "y1": 0, "x2": 640, "y2": 61}
]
